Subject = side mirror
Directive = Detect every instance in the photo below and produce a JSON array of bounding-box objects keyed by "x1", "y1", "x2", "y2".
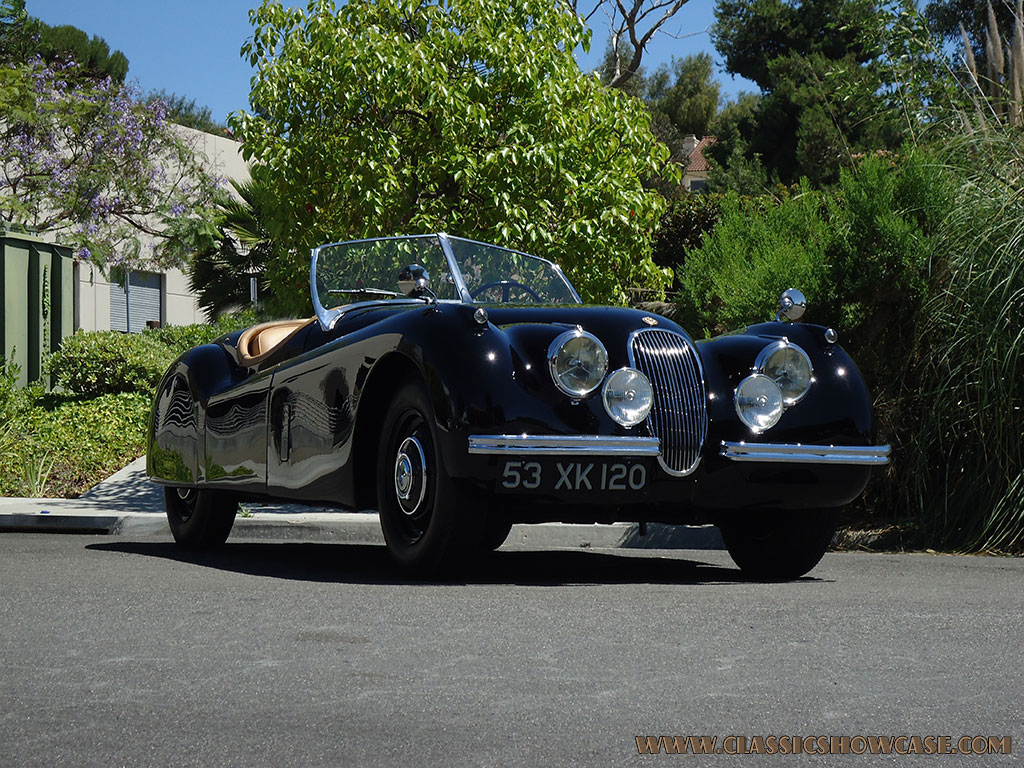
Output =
[
  {"x1": 398, "y1": 264, "x2": 431, "y2": 298},
  {"x1": 776, "y1": 288, "x2": 807, "y2": 322}
]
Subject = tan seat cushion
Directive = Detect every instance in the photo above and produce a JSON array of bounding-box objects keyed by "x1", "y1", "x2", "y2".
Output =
[{"x1": 236, "y1": 317, "x2": 315, "y2": 367}]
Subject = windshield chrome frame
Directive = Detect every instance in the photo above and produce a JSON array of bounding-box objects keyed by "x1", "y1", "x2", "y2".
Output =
[{"x1": 311, "y1": 233, "x2": 582, "y2": 330}]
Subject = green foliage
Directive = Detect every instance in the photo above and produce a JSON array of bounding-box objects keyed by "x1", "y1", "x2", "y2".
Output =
[
  {"x1": 924, "y1": 0, "x2": 1017, "y2": 70},
  {"x1": 710, "y1": 0, "x2": 905, "y2": 186},
  {"x1": 145, "y1": 89, "x2": 228, "y2": 136},
  {"x1": 36, "y1": 23, "x2": 129, "y2": 81},
  {"x1": 647, "y1": 53, "x2": 721, "y2": 138},
  {"x1": 0, "y1": 0, "x2": 32, "y2": 63},
  {"x1": 894, "y1": 130, "x2": 1024, "y2": 553},
  {"x1": 47, "y1": 331, "x2": 174, "y2": 397},
  {"x1": 0, "y1": 390, "x2": 149, "y2": 498},
  {"x1": 651, "y1": 193, "x2": 725, "y2": 288},
  {"x1": 190, "y1": 178, "x2": 277, "y2": 318},
  {"x1": 0, "y1": 1, "x2": 129, "y2": 78},
  {"x1": 0, "y1": 59, "x2": 220, "y2": 271},
  {"x1": 674, "y1": 186, "x2": 833, "y2": 333},
  {"x1": 0, "y1": 354, "x2": 18, "y2": 420},
  {"x1": 148, "y1": 310, "x2": 259, "y2": 356},
  {"x1": 675, "y1": 150, "x2": 954, "y2": 390},
  {"x1": 231, "y1": 0, "x2": 673, "y2": 310}
]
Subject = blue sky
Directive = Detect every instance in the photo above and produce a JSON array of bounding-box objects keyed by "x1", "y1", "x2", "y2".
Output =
[{"x1": 31, "y1": 0, "x2": 756, "y2": 125}]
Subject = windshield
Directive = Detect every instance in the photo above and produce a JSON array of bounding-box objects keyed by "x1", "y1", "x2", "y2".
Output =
[
  {"x1": 447, "y1": 237, "x2": 579, "y2": 305},
  {"x1": 311, "y1": 234, "x2": 580, "y2": 328}
]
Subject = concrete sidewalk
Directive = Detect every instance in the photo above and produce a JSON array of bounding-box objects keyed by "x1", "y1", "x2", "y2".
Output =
[{"x1": 0, "y1": 456, "x2": 724, "y2": 548}]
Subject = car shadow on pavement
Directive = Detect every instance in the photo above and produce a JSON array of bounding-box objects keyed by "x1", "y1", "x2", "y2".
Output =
[{"x1": 85, "y1": 540, "x2": 829, "y2": 586}]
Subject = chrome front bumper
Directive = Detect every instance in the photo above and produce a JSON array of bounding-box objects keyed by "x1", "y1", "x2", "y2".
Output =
[
  {"x1": 468, "y1": 435, "x2": 661, "y2": 457},
  {"x1": 720, "y1": 441, "x2": 890, "y2": 466}
]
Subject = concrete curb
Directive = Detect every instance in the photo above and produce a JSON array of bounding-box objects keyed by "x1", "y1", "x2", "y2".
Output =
[{"x1": 0, "y1": 456, "x2": 725, "y2": 549}]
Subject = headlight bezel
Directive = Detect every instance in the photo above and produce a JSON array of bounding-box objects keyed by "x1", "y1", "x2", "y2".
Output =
[
  {"x1": 601, "y1": 367, "x2": 653, "y2": 427},
  {"x1": 754, "y1": 340, "x2": 814, "y2": 406},
  {"x1": 547, "y1": 328, "x2": 609, "y2": 399}
]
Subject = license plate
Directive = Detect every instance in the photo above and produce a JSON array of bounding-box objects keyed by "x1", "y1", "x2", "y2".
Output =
[{"x1": 497, "y1": 459, "x2": 648, "y2": 493}]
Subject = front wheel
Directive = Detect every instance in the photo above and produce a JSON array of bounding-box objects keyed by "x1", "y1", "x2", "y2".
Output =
[
  {"x1": 164, "y1": 486, "x2": 238, "y2": 550},
  {"x1": 719, "y1": 509, "x2": 839, "y2": 579},
  {"x1": 376, "y1": 381, "x2": 485, "y2": 574}
]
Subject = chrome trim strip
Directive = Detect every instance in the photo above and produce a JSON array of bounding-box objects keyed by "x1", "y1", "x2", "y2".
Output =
[
  {"x1": 720, "y1": 441, "x2": 891, "y2": 465},
  {"x1": 468, "y1": 435, "x2": 661, "y2": 456}
]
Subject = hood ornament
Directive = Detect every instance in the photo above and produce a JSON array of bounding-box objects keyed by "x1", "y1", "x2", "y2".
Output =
[{"x1": 641, "y1": 316, "x2": 658, "y2": 326}]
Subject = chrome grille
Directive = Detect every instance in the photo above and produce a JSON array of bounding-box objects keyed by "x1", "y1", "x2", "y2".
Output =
[{"x1": 629, "y1": 329, "x2": 708, "y2": 476}]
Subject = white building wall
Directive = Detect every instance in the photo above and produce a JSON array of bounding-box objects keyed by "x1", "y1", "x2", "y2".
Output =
[{"x1": 74, "y1": 126, "x2": 248, "y2": 332}]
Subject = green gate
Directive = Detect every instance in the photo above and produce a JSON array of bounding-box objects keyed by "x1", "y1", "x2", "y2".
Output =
[{"x1": 0, "y1": 231, "x2": 75, "y2": 389}]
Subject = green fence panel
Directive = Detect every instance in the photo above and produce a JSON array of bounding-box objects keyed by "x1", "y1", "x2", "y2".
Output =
[{"x1": 1, "y1": 233, "x2": 76, "y2": 389}]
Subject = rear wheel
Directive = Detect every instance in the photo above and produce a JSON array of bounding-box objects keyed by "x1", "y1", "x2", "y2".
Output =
[
  {"x1": 719, "y1": 509, "x2": 839, "y2": 579},
  {"x1": 164, "y1": 486, "x2": 238, "y2": 550},
  {"x1": 377, "y1": 381, "x2": 485, "y2": 574}
]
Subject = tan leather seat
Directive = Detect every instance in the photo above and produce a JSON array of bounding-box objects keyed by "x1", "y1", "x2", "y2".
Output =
[{"x1": 236, "y1": 317, "x2": 315, "y2": 367}]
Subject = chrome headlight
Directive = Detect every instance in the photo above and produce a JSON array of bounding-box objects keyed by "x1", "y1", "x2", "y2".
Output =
[
  {"x1": 756, "y1": 341, "x2": 813, "y2": 405},
  {"x1": 548, "y1": 329, "x2": 608, "y2": 398},
  {"x1": 602, "y1": 368, "x2": 653, "y2": 427},
  {"x1": 734, "y1": 373, "x2": 784, "y2": 433}
]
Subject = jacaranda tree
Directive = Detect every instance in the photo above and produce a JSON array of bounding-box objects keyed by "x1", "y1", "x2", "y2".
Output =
[
  {"x1": 0, "y1": 57, "x2": 220, "y2": 270},
  {"x1": 231, "y1": 0, "x2": 674, "y2": 311}
]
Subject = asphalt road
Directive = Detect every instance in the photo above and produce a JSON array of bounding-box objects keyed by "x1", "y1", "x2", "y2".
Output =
[{"x1": 1, "y1": 533, "x2": 1021, "y2": 767}]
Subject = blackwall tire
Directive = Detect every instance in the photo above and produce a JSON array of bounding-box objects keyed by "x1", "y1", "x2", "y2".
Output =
[
  {"x1": 164, "y1": 486, "x2": 238, "y2": 550},
  {"x1": 719, "y1": 509, "x2": 839, "y2": 580},
  {"x1": 481, "y1": 516, "x2": 514, "y2": 552},
  {"x1": 377, "y1": 380, "x2": 484, "y2": 575}
]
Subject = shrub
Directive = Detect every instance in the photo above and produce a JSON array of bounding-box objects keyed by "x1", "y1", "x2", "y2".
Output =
[
  {"x1": 674, "y1": 150, "x2": 954, "y2": 393},
  {"x1": 673, "y1": 186, "x2": 834, "y2": 335},
  {"x1": 651, "y1": 193, "x2": 725, "y2": 290},
  {"x1": 147, "y1": 309, "x2": 258, "y2": 357},
  {"x1": 0, "y1": 390, "x2": 149, "y2": 497},
  {"x1": 47, "y1": 331, "x2": 174, "y2": 397}
]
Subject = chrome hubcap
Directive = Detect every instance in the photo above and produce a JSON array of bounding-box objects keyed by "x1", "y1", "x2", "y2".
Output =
[{"x1": 394, "y1": 436, "x2": 427, "y2": 516}]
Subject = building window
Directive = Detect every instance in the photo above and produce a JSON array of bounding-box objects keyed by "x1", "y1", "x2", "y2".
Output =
[
  {"x1": 689, "y1": 179, "x2": 707, "y2": 193},
  {"x1": 110, "y1": 270, "x2": 163, "y2": 333}
]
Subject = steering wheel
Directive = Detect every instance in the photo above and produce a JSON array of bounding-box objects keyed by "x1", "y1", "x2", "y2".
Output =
[{"x1": 470, "y1": 280, "x2": 541, "y2": 303}]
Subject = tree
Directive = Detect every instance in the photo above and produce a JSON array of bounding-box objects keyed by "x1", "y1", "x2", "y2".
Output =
[
  {"x1": 36, "y1": 23, "x2": 129, "y2": 81},
  {"x1": 925, "y1": 0, "x2": 1018, "y2": 70},
  {"x1": 190, "y1": 178, "x2": 277, "y2": 317},
  {"x1": 0, "y1": 0, "x2": 129, "y2": 82},
  {"x1": 0, "y1": 59, "x2": 220, "y2": 269},
  {"x1": 710, "y1": 0, "x2": 903, "y2": 186},
  {"x1": 569, "y1": 0, "x2": 694, "y2": 88},
  {"x1": 647, "y1": 53, "x2": 720, "y2": 137},
  {"x1": 232, "y1": 0, "x2": 674, "y2": 311},
  {"x1": 145, "y1": 90, "x2": 229, "y2": 136},
  {"x1": 0, "y1": 0, "x2": 33, "y2": 63}
]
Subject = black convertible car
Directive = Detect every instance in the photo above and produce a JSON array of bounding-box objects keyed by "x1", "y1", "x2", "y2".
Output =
[{"x1": 147, "y1": 234, "x2": 889, "y2": 577}]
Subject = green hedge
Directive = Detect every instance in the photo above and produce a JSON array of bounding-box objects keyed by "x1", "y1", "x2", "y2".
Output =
[{"x1": 47, "y1": 331, "x2": 174, "y2": 397}]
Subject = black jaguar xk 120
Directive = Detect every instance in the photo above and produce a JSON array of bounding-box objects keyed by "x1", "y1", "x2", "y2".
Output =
[{"x1": 147, "y1": 234, "x2": 889, "y2": 578}]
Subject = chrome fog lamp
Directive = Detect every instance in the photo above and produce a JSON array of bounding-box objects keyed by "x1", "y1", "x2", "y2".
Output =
[
  {"x1": 734, "y1": 374, "x2": 784, "y2": 433},
  {"x1": 602, "y1": 368, "x2": 653, "y2": 427},
  {"x1": 756, "y1": 341, "x2": 813, "y2": 405},
  {"x1": 548, "y1": 329, "x2": 608, "y2": 398}
]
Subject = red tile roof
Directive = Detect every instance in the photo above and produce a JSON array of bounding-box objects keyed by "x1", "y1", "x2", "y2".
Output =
[{"x1": 686, "y1": 137, "x2": 715, "y2": 173}]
